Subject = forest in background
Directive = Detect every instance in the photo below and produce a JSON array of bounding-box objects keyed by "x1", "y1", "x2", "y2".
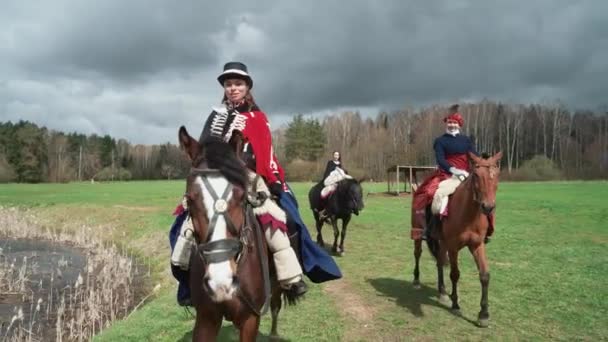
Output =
[{"x1": 1, "y1": 100, "x2": 606, "y2": 183}]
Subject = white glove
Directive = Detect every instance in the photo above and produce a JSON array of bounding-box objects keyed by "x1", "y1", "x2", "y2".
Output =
[{"x1": 449, "y1": 167, "x2": 469, "y2": 178}]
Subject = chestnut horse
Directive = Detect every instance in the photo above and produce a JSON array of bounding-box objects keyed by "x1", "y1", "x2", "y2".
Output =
[
  {"x1": 178, "y1": 126, "x2": 299, "y2": 341},
  {"x1": 411, "y1": 151, "x2": 502, "y2": 327}
]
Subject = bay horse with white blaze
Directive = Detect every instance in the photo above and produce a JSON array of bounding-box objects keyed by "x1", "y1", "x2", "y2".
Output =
[
  {"x1": 308, "y1": 178, "x2": 364, "y2": 255},
  {"x1": 412, "y1": 151, "x2": 502, "y2": 328},
  {"x1": 178, "y1": 126, "x2": 299, "y2": 341}
]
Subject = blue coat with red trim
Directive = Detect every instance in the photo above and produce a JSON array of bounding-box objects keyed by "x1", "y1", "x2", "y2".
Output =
[{"x1": 433, "y1": 133, "x2": 479, "y2": 174}]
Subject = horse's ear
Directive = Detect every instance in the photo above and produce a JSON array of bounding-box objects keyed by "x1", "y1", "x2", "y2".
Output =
[
  {"x1": 493, "y1": 151, "x2": 503, "y2": 168},
  {"x1": 468, "y1": 152, "x2": 481, "y2": 164},
  {"x1": 178, "y1": 126, "x2": 201, "y2": 161}
]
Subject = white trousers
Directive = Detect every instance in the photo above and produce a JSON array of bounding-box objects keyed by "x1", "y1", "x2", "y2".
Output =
[{"x1": 431, "y1": 176, "x2": 463, "y2": 215}]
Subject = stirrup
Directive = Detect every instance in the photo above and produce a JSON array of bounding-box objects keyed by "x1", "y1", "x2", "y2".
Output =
[
  {"x1": 421, "y1": 226, "x2": 430, "y2": 241},
  {"x1": 178, "y1": 297, "x2": 192, "y2": 307}
]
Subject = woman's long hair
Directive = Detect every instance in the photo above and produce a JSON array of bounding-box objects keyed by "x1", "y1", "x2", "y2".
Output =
[{"x1": 333, "y1": 151, "x2": 342, "y2": 163}]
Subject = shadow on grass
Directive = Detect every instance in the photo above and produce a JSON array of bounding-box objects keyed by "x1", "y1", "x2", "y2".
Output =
[
  {"x1": 366, "y1": 277, "x2": 478, "y2": 326},
  {"x1": 179, "y1": 324, "x2": 291, "y2": 341}
]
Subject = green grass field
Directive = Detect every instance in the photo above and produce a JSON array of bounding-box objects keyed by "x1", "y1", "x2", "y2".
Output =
[{"x1": 1, "y1": 180, "x2": 607, "y2": 341}]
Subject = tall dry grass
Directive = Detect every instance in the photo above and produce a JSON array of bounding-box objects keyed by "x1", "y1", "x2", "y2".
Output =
[{"x1": 0, "y1": 207, "x2": 156, "y2": 341}]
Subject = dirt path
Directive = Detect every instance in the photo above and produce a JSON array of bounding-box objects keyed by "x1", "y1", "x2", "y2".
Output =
[{"x1": 323, "y1": 278, "x2": 384, "y2": 341}]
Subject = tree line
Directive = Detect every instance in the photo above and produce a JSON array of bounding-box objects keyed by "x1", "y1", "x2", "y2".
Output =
[
  {"x1": 0, "y1": 121, "x2": 189, "y2": 183},
  {"x1": 1, "y1": 100, "x2": 606, "y2": 183},
  {"x1": 287, "y1": 101, "x2": 607, "y2": 181}
]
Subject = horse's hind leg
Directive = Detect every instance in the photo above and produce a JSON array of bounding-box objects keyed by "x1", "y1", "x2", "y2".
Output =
[
  {"x1": 338, "y1": 216, "x2": 350, "y2": 255},
  {"x1": 270, "y1": 290, "x2": 282, "y2": 339},
  {"x1": 413, "y1": 239, "x2": 422, "y2": 289},
  {"x1": 470, "y1": 243, "x2": 490, "y2": 327},
  {"x1": 448, "y1": 249, "x2": 461, "y2": 312}
]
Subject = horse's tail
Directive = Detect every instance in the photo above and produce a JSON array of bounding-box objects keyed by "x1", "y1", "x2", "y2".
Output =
[
  {"x1": 423, "y1": 209, "x2": 445, "y2": 265},
  {"x1": 425, "y1": 235, "x2": 441, "y2": 262},
  {"x1": 281, "y1": 287, "x2": 305, "y2": 306}
]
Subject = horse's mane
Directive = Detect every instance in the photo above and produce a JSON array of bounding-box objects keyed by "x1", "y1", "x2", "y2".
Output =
[
  {"x1": 201, "y1": 137, "x2": 248, "y2": 190},
  {"x1": 337, "y1": 178, "x2": 358, "y2": 190}
]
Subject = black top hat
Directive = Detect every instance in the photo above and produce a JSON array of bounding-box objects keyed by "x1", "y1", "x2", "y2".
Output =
[{"x1": 217, "y1": 62, "x2": 253, "y2": 88}]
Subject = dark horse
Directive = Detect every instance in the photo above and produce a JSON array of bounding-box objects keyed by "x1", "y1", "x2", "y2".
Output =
[
  {"x1": 308, "y1": 178, "x2": 364, "y2": 255},
  {"x1": 178, "y1": 126, "x2": 300, "y2": 341},
  {"x1": 411, "y1": 151, "x2": 502, "y2": 328}
]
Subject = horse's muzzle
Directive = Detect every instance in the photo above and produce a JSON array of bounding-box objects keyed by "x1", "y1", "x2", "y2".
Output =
[
  {"x1": 481, "y1": 202, "x2": 495, "y2": 215},
  {"x1": 204, "y1": 274, "x2": 238, "y2": 302}
]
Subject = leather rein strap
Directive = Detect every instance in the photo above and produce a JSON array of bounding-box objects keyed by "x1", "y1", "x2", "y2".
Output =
[{"x1": 239, "y1": 174, "x2": 271, "y2": 316}]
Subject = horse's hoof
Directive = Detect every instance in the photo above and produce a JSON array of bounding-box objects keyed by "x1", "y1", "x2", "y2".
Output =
[
  {"x1": 451, "y1": 308, "x2": 461, "y2": 316},
  {"x1": 478, "y1": 318, "x2": 489, "y2": 328},
  {"x1": 269, "y1": 334, "x2": 281, "y2": 341},
  {"x1": 439, "y1": 294, "x2": 450, "y2": 304},
  {"x1": 412, "y1": 280, "x2": 421, "y2": 289}
]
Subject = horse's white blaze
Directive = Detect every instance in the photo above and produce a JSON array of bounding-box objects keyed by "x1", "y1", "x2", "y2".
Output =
[{"x1": 195, "y1": 176, "x2": 236, "y2": 302}]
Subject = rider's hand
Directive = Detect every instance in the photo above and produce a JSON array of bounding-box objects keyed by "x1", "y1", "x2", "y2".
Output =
[
  {"x1": 449, "y1": 167, "x2": 469, "y2": 178},
  {"x1": 268, "y1": 181, "x2": 283, "y2": 197}
]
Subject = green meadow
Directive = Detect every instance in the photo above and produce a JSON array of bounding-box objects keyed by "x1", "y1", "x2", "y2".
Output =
[{"x1": 1, "y1": 180, "x2": 606, "y2": 341}]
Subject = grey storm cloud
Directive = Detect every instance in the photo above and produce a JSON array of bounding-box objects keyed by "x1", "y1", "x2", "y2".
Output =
[{"x1": 1, "y1": 0, "x2": 607, "y2": 144}]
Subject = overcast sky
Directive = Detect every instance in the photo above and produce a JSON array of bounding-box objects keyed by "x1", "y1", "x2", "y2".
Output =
[{"x1": 1, "y1": 1, "x2": 606, "y2": 144}]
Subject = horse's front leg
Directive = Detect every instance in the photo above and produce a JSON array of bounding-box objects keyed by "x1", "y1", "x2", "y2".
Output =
[
  {"x1": 192, "y1": 310, "x2": 222, "y2": 342},
  {"x1": 237, "y1": 314, "x2": 261, "y2": 342},
  {"x1": 338, "y1": 215, "x2": 350, "y2": 255},
  {"x1": 313, "y1": 211, "x2": 325, "y2": 247},
  {"x1": 470, "y1": 243, "x2": 490, "y2": 327},
  {"x1": 331, "y1": 218, "x2": 339, "y2": 254}
]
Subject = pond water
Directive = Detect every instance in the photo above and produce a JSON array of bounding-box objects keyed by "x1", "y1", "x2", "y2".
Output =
[{"x1": 0, "y1": 237, "x2": 147, "y2": 341}]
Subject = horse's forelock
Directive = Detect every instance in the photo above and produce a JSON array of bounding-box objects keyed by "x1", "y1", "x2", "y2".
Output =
[{"x1": 201, "y1": 138, "x2": 248, "y2": 191}]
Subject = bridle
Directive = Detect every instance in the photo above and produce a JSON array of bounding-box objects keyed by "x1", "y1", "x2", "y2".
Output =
[
  {"x1": 187, "y1": 162, "x2": 271, "y2": 316},
  {"x1": 189, "y1": 166, "x2": 244, "y2": 265},
  {"x1": 468, "y1": 163, "x2": 498, "y2": 208}
]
